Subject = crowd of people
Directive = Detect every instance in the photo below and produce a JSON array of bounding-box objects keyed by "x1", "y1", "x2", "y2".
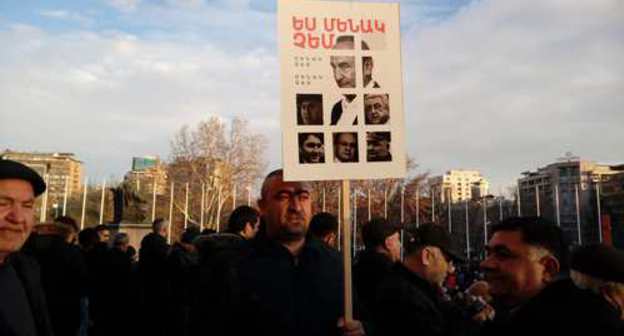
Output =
[{"x1": 1, "y1": 159, "x2": 624, "y2": 336}]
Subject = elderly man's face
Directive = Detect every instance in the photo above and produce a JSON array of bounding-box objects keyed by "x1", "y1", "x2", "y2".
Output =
[
  {"x1": 330, "y1": 56, "x2": 356, "y2": 88},
  {"x1": 365, "y1": 96, "x2": 389, "y2": 124},
  {"x1": 335, "y1": 133, "x2": 357, "y2": 162},
  {"x1": 0, "y1": 179, "x2": 36, "y2": 262},
  {"x1": 480, "y1": 230, "x2": 551, "y2": 306},
  {"x1": 367, "y1": 136, "x2": 390, "y2": 161},
  {"x1": 259, "y1": 174, "x2": 312, "y2": 243},
  {"x1": 301, "y1": 135, "x2": 324, "y2": 163}
]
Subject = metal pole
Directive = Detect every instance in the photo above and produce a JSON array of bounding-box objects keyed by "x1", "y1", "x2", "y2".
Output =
[
  {"x1": 216, "y1": 187, "x2": 222, "y2": 232},
  {"x1": 400, "y1": 186, "x2": 405, "y2": 224},
  {"x1": 517, "y1": 185, "x2": 522, "y2": 216},
  {"x1": 40, "y1": 175, "x2": 49, "y2": 222},
  {"x1": 168, "y1": 182, "x2": 174, "y2": 244},
  {"x1": 62, "y1": 176, "x2": 69, "y2": 216},
  {"x1": 184, "y1": 182, "x2": 189, "y2": 229},
  {"x1": 80, "y1": 177, "x2": 88, "y2": 230},
  {"x1": 200, "y1": 183, "x2": 205, "y2": 231},
  {"x1": 367, "y1": 188, "x2": 371, "y2": 221},
  {"x1": 416, "y1": 186, "x2": 420, "y2": 228},
  {"x1": 465, "y1": 200, "x2": 470, "y2": 260},
  {"x1": 575, "y1": 184, "x2": 582, "y2": 245},
  {"x1": 483, "y1": 198, "x2": 488, "y2": 247},
  {"x1": 247, "y1": 185, "x2": 252, "y2": 206},
  {"x1": 554, "y1": 184, "x2": 561, "y2": 227},
  {"x1": 232, "y1": 184, "x2": 237, "y2": 210},
  {"x1": 596, "y1": 181, "x2": 603, "y2": 243},
  {"x1": 431, "y1": 187, "x2": 436, "y2": 223},
  {"x1": 384, "y1": 188, "x2": 388, "y2": 219},
  {"x1": 535, "y1": 185, "x2": 540, "y2": 217},
  {"x1": 322, "y1": 187, "x2": 326, "y2": 212},
  {"x1": 447, "y1": 189, "x2": 452, "y2": 233},
  {"x1": 498, "y1": 197, "x2": 503, "y2": 221},
  {"x1": 151, "y1": 176, "x2": 157, "y2": 222},
  {"x1": 99, "y1": 179, "x2": 106, "y2": 225}
]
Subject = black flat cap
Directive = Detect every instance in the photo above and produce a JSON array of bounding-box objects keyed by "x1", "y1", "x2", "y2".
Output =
[
  {"x1": 0, "y1": 159, "x2": 47, "y2": 196},
  {"x1": 571, "y1": 244, "x2": 624, "y2": 283},
  {"x1": 406, "y1": 223, "x2": 465, "y2": 262},
  {"x1": 362, "y1": 217, "x2": 400, "y2": 249}
]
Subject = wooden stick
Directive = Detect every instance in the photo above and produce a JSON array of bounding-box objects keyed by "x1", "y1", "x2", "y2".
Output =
[{"x1": 341, "y1": 180, "x2": 352, "y2": 322}]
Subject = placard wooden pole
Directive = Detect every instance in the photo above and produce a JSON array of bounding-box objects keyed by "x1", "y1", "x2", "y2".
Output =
[{"x1": 341, "y1": 180, "x2": 353, "y2": 323}]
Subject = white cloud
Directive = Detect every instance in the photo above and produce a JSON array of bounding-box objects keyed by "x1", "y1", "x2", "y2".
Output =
[
  {"x1": 39, "y1": 9, "x2": 93, "y2": 25},
  {"x1": 403, "y1": 0, "x2": 624, "y2": 192},
  {"x1": 0, "y1": 24, "x2": 279, "y2": 180},
  {"x1": 106, "y1": 0, "x2": 141, "y2": 12}
]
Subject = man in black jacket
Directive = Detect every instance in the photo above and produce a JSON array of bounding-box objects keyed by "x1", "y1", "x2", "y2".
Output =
[
  {"x1": 374, "y1": 224, "x2": 476, "y2": 336},
  {"x1": 0, "y1": 159, "x2": 53, "y2": 336},
  {"x1": 232, "y1": 169, "x2": 366, "y2": 336},
  {"x1": 480, "y1": 217, "x2": 621, "y2": 335}
]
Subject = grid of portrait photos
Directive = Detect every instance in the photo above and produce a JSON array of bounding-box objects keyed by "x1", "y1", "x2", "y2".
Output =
[{"x1": 296, "y1": 34, "x2": 393, "y2": 166}]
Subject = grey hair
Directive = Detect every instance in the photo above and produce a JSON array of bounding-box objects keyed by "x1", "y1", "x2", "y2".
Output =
[{"x1": 113, "y1": 232, "x2": 129, "y2": 247}]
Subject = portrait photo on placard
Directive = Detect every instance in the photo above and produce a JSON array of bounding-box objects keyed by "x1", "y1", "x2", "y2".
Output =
[
  {"x1": 296, "y1": 94, "x2": 323, "y2": 125},
  {"x1": 362, "y1": 56, "x2": 381, "y2": 88},
  {"x1": 367, "y1": 131, "x2": 392, "y2": 162},
  {"x1": 364, "y1": 94, "x2": 389, "y2": 125},
  {"x1": 333, "y1": 132, "x2": 358, "y2": 163},
  {"x1": 298, "y1": 132, "x2": 325, "y2": 164}
]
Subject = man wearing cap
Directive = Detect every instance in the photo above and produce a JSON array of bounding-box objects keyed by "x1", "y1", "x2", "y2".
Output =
[
  {"x1": 570, "y1": 244, "x2": 624, "y2": 322},
  {"x1": 353, "y1": 217, "x2": 402, "y2": 312},
  {"x1": 0, "y1": 159, "x2": 53, "y2": 335},
  {"x1": 480, "y1": 217, "x2": 620, "y2": 336},
  {"x1": 373, "y1": 223, "x2": 476, "y2": 336}
]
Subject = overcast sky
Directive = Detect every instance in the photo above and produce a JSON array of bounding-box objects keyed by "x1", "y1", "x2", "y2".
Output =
[{"x1": 1, "y1": 0, "x2": 622, "y2": 195}]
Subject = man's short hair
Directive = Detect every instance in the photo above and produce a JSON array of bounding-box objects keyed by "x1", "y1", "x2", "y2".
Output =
[
  {"x1": 78, "y1": 228, "x2": 99, "y2": 249},
  {"x1": 152, "y1": 218, "x2": 168, "y2": 233},
  {"x1": 365, "y1": 94, "x2": 389, "y2": 107},
  {"x1": 260, "y1": 169, "x2": 284, "y2": 201},
  {"x1": 490, "y1": 217, "x2": 568, "y2": 269},
  {"x1": 227, "y1": 205, "x2": 259, "y2": 234},
  {"x1": 309, "y1": 212, "x2": 338, "y2": 240},
  {"x1": 94, "y1": 224, "x2": 109, "y2": 233},
  {"x1": 113, "y1": 232, "x2": 129, "y2": 247},
  {"x1": 55, "y1": 216, "x2": 79, "y2": 233},
  {"x1": 362, "y1": 217, "x2": 399, "y2": 249}
]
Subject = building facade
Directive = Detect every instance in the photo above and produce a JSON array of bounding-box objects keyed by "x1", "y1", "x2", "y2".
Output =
[
  {"x1": 517, "y1": 157, "x2": 623, "y2": 245},
  {"x1": 1, "y1": 150, "x2": 84, "y2": 202},
  {"x1": 124, "y1": 156, "x2": 167, "y2": 195},
  {"x1": 428, "y1": 170, "x2": 489, "y2": 204}
]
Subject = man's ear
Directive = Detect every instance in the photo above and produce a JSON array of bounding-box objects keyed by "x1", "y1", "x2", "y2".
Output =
[
  {"x1": 257, "y1": 198, "x2": 266, "y2": 213},
  {"x1": 540, "y1": 255, "x2": 560, "y2": 284},
  {"x1": 421, "y1": 247, "x2": 433, "y2": 266}
]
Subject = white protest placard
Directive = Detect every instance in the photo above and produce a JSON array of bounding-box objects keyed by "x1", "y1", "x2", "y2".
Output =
[{"x1": 279, "y1": 0, "x2": 406, "y2": 181}]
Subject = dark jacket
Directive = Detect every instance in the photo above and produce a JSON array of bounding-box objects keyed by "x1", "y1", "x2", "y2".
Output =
[
  {"x1": 481, "y1": 278, "x2": 621, "y2": 336},
  {"x1": 353, "y1": 249, "x2": 396, "y2": 312},
  {"x1": 137, "y1": 232, "x2": 170, "y2": 336},
  {"x1": 22, "y1": 233, "x2": 87, "y2": 336},
  {"x1": 166, "y1": 242, "x2": 198, "y2": 336},
  {"x1": 2, "y1": 253, "x2": 54, "y2": 336},
  {"x1": 374, "y1": 263, "x2": 465, "y2": 336},
  {"x1": 232, "y1": 237, "x2": 348, "y2": 336}
]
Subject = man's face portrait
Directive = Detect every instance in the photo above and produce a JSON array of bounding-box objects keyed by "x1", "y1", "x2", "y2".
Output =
[
  {"x1": 0, "y1": 179, "x2": 36, "y2": 260},
  {"x1": 367, "y1": 132, "x2": 391, "y2": 162},
  {"x1": 331, "y1": 36, "x2": 356, "y2": 88},
  {"x1": 297, "y1": 94, "x2": 323, "y2": 125},
  {"x1": 259, "y1": 174, "x2": 313, "y2": 243},
  {"x1": 299, "y1": 133, "x2": 325, "y2": 164},
  {"x1": 334, "y1": 132, "x2": 358, "y2": 163},
  {"x1": 364, "y1": 94, "x2": 389, "y2": 125},
  {"x1": 480, "y1": 230, "x2": 553, "y2": 306}
]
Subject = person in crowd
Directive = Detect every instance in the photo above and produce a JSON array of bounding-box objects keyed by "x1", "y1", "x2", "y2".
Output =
[
  {"x1": 103, "y1": 232, "x2": 137, "y2": 336},
  {"x1": 138, "y1": 218, "x2": 170, "y2": 336},
  {"x1": 22, "y1": 222, "x2": 87, "y2": 336},
  {"x1": 168, "y1": 225, "x2": 200, "y2": 336},
  {"x1": 189, "y1": 207, "x2": 259, "y2": 335},
  {"x1": 55, "y1": 215, "x2": 80, "y2": 244},
  {"x1": 231, "y1": 169, "x2": 366, "y2": 336},
  {"x1": 330, "y1": 35, "x2": 359, "y2": 126},
  {"x1": 226, "y1": 205, "x2": 260, "y2": 239},
  {"x1": 94, "y1": 224, "x2": 110, "y2": 245},
  {"x1": 308, "y1": 212, "x2": 338, "y2": 249},
  {"x1": 299, "y1": 133, "x2": 325, "y2": 164},
  {"x1": 479, "y1": 217, "x2": 621, "y2": 335},
  {"x1": 0, "y1": 159, "x2": 54, "y2": 336},
  {"x1": 333, "y1": 132, "x2": 358, "y2": 163},
  {"x1": 570, "y1": 244, "x2": 624, "y2": 321},
  {"x1": 364, "y1": 94, "x2": 389, "y2": 125},
  {"x1": 374, "y1": 224, "x2": 482, "y2": 336},
  {"x1": 353, "y1": 217, "x2": 401, "y2": 312}
]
